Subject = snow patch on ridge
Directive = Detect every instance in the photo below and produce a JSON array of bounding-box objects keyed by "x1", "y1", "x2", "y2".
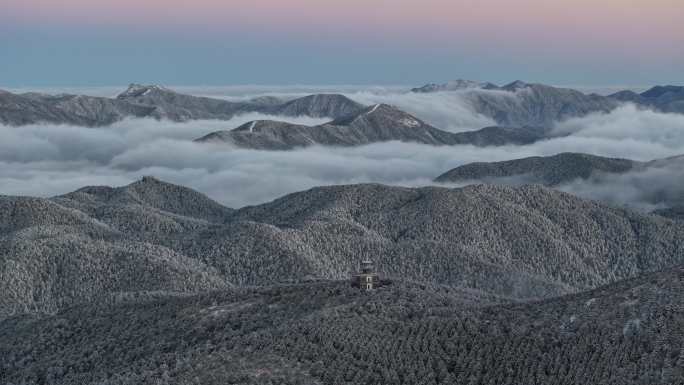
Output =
[{"x1": 400, "y1": 117, "x2": 420, "y2": 127}]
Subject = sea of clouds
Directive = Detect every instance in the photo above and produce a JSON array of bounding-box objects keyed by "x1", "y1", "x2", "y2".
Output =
[{"x1": 1, "y1": 87, "x2": 683, "y2": 210}]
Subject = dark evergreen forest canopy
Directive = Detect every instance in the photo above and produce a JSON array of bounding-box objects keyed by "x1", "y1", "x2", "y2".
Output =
[{"x1": 1, "y1": 178, "x2": 683, "y2": 385}]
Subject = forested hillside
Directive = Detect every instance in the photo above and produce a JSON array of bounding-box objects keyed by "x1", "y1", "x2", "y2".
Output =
[
  {"x1": 435, "y1": 153, "x2": 637, "y2": 185},
  {"x1": 2, "y1": 179, "x2": 684, "y2": 319},
  {"x1": 2, "y1": 266, "x2": 682, "y2": 385}
]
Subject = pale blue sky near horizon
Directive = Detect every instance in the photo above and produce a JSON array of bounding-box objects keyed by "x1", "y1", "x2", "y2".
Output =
[
  {"x1": 1, "y1": 84, "x2": 650, "y2": 98},
  {"x1": 1, "y1": 25, "x2": 682, "y2": 88},
  {"x1": 2, "y1": 0, "x2": 683, "y2": 90}
]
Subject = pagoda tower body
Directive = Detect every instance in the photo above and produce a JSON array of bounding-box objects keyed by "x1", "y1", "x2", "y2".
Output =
[{"x1": 353, "y1": 259, "x2": 381, "y2": 290}]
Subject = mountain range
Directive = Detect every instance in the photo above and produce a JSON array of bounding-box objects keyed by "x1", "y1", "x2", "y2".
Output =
[
  {"x1": 435, "y1": 153, "x2": 684, "y2": 214},
  {"x1": 1, "y1": 177, "x2": 683, "y2": 384},
  {"x1": 2, "y1": 80, "x2": 684, "y2": 384},
  {"x1": 0, "y1": 90, "x2": 155, "y2": 126},
  {"x1": 411, "y1": 79, "x2": 500, "y2": 92},
  {"x1": 2, "y1": 177, "x2": 683, "y2": 320},
  {"x1": 195, "y1": 103, "x2": 552, "y2": 149},
  {"x1": 412, "y1": 80, "x2": 684, "y2": 126},
  {"x1": 3, "y1": 82, "x2": 683, "y2": 131},
  {"x1": 0, "y1": 84, "x2": 365, "y2": 126},
  {"x1": 435, "y1": 152, "x2": 638, "y2": 185},
  {"x1": 5, "y1": 81, "x2": 649, "y2": 151},
  {"x1": 609, "y1": 85, "x2": 684, "y2": 114},
  {"x1": 411, "y1": 80, "x2": 619, "y2": 126}
]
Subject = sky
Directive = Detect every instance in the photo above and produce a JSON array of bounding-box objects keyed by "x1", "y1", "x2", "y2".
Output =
[{"x1": 1, "y1": 0, "x2": 683, "y2": 86}]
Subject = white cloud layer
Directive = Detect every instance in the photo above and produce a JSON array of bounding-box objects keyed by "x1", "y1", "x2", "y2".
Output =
[
  {"x1": 0, "y1": 93, "x2": 683, "y2": 210},
  {"x1": 558, "y1": 161, "x2": 684, "y2": 211}
]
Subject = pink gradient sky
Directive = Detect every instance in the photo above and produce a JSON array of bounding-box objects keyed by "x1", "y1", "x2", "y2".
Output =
[
  {"x1": 5, "y1": 1, "x2": 682, "y2": 43},
  {"x1": 1, "y1": 0, "x2": 682, "y2": 85}
]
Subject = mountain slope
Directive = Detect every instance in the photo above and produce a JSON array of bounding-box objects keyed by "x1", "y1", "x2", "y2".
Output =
[
  {"x1": 435, "y1": 153, "x2": 684, "y2": 213},
  {"x1": 219, "y1": 183, "x2": 684, "y2": 298},
  {"x1": 410, "y1": 80, "x2": 684, "y2": 127},
  {"x1": 0, "y1": 190, "x2": 229, "y2": 317},
  {"x1": 411, "y1": 80, "x2": 619, "y2": 126},
  {"x1": 271, "y1": 93, "x2": 365, "y2": 118},
  {"x1": 117, "y1": 85, "x2": 367, "y2": 121},
  {"x1": 655, "y1": 206, "x2": 684, "y2": 221},
  {"x1": 411, "y1": 79, "x2": 500, "y2": 92},
  {"x1": 115, "y1": 84, "x2": 261, "y2": 121},
  {"x1": 54, "y1": 176, "x2": 233, "y2": 224},
  {"x1": 21, "y1": 93, "x2": 155, "y2": 125},
  {"x1": 0, "y1": 178, "x2": 237, "y2": 318},
  {"x1": 195, "y1": 104, "x2": 553, "y2": 149},
  {"x1": 0, "y1": 91, "x2": 152, "y2": 127},
  {"x1": 435, "y1": 153, "x2": 638, "y2": 185},
  {"x1": 0, "y1": 231, "x2": 227, "y2": 317},
  {"x1": 1, "y1": 266, "x2": 682, "y2": 385},
  {"x1": 448, "y1": 125, "x2": 551, "y2": 146},
  {"x1": 464, "y1": 82, "x2": 618, "y2": 127},
  {"x1": 195, "y1": 104, "x2": 459, "y2": 149},
  {"x1": 0, "y1": 85, "x2": 367, "y2": 126},
  {"x1": 1, "y1": 179, "x2": 684, "y2": 318},
  {"x1": 610, "y1": 85, "x2": 684, "y2": 113}
]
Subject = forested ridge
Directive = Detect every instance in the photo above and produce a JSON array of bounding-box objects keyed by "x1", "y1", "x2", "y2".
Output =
[
  {"x1": 2, "y1": 178, "x2": 684, "y2": 318},
  {"x1": 434, "y1": 152, "x2": 637, "y2": 185},
  {"x1": 1, "y1": 178, "x2": 683, "y2": 384},
  {"x1": 0, "y1": 85, "x2": 365, "y2": 127},
  {"x1": 1, "y1": 267, "x2": 682, "y2": 385}
]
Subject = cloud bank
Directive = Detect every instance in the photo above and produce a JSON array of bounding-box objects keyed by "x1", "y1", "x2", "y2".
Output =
[
  {"x1": 557, "y1": 158, "x2": 684, "y2": 211},
  {"x1": 1, "y1": 93, "x2": 683, "y2": 210}
]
